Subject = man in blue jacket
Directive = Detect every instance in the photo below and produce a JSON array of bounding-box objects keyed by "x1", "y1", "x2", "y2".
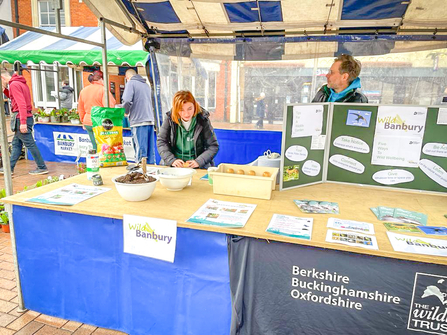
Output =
[
  {"x1": 312, "y1": 54, "x2": 368, "y2": 103},
  {"x1": 121, "y1": 69, "x2": 156, "y2": 164}
]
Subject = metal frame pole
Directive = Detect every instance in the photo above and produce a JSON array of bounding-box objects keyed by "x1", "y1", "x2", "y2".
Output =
[
  {"x1": 0, "y1": 74, "x2": 25, "y2": 312},
  {"x1": 100, "y1": 19, "x2": 109, "y2": 107}
]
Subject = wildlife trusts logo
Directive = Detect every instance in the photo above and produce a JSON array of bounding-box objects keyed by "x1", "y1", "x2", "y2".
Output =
[{"x1": 408, "y1": 273, "x2": 447, "y2": 334}]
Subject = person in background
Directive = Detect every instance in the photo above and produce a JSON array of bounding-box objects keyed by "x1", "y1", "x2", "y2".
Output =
[
  {"x1": 78, "y1": 70, "x2": 115, "y2": 151},
  {"x1": 255, "y1": 92, "x2": 266, "y2": 129},
  {"x1": 57, "y1": 80, "x2": 74, "y2": 109},
  {"x1": 87, "y1": 74, "x2": 93, "y2": 84},
  {"x1": 0, "y1": 69, "x2": 49, "y2": 175},
  {"x1": 312, "y1": 54, "x2": 368, "y2": 103},
  {"x1": 157, "y1": 90, "x2": 218, "y2": 169},
  {"x1": 120, "y1": 69, "x2": 156, "y2": 164}
]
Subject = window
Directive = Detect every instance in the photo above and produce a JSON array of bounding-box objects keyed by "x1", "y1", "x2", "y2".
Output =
[
  {"x1": 38, "y1": 0, "x2": 65, "y2": 27},
  {"x1": 32, "y1": 64, "x2": 82, "y2": 108}
]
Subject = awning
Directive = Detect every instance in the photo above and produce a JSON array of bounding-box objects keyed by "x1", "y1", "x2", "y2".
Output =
[
  {"x1": 0, "y1": 26, "x2": 148, "y2": 66},
  {"x1": 83, "y1": 0, "x2": 447, "y2": 60}
]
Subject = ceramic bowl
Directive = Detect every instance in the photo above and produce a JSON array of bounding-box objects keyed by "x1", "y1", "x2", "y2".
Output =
[
  {"x1": 112, "y1": 174, "x2": 158, "y2": 201},
  {"x1": 158, "y1": 168, "x2": 197, "y2": 191}
]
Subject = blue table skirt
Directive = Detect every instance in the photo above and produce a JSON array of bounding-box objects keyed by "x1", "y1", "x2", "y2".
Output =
[{"x1": 14, "y1": 206, "x2": 232, "y2": 335}]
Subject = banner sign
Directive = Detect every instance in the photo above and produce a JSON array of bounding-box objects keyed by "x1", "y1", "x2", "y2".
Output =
[
  {"x1": 123, "y1": 214, "x2": 177, "y2": 263},
  {"x1": 53, "y1": 131, "x2": 135, "y2": 160},
  {"x1": 228, "y1": 236, "x2": 447, "y2": 335}
]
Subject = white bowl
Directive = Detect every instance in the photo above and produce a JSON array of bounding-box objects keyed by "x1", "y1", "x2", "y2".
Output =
[
  {"x1": 158, "y1": 168, "x2": 197, "y2": 191},
  {"x1": 112, "y1": 174, "x2": 158, "y2": 201}
]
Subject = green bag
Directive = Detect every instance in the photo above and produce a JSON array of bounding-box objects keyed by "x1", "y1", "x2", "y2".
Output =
[{"x1": 91, "y1": 106, "x2": 127, "y2": 167}]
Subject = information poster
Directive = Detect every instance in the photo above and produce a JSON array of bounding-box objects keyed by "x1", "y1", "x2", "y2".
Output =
[
  {"x1": 387, "y1": 232, "x2": 447, "y2": 257},
  {"x1": 266, "y1": 214, "x2": 313, "y2": 240},
  {"x1": 325, "y1": 229, "x2": 379, "y2": 250},
  {"x1": 291, "y1": 105, "x2": 323, "y2": 138},
  {"x1": 371, "y1": 106, "x2": 427, "y2": 168},
  {"x1": 187, "y1": 199, "x2": 256, "y2": 228},
  {"x1": 27, "y1": 183, "x2": 110, "y2": 206}
]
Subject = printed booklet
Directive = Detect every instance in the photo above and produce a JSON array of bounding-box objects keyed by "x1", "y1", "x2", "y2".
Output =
[
  {"x1": 370, "y1": 206, "x2": 427, "y2": 225},
  {"x1": 294, "y1": 199, "x2": 339, "y2": 214}
]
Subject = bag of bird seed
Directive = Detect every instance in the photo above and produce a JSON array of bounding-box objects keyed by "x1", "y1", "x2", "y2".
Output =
[{"x1": 91, "y1": 106, "x2": 127, "y2": 167}]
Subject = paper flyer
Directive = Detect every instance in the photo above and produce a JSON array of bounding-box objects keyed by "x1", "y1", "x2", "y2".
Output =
[
  {"x1": 27, "y1": 183, "x2": 110, "y2": 206},
  {"x1": 325, "y1": 229, "x2": 379, "y2": 250},
  {"x1": 293, "y1": 200, "x2": 339, "y2": 214},
  {"x1": 387, "y1": 232, "x2": 447, "y2": 257},
  {"x1": 291, "y1": 105, "x2": 323, "y2": 138},
  {"x1": 418, "y1": 226, "x2": 447, "y2": 236},
  {"x1": 327, "y1": 218, "x2": 375, "y2": 235},
  {"x1": 383, "y1": 222, "x2": 421, "y2": 234},
  {"x1": 187, "y1": 198, "x2": 256, "y2": 228},
  {"x1": 266, "y1": 214, "x2": 313, "y2": 240},
  {"x1": 371, "y1": 106, "x2": 427, "y2": 168}
]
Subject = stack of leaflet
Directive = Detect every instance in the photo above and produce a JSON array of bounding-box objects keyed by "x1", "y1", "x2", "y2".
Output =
[{"x1": 370, "y1": 206, "x2": 427, "y2": 226}]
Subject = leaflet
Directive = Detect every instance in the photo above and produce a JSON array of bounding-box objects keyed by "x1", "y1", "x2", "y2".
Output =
[
  {"x1": 418, "y1": 226, "x2": 447, "y2": 236},
  {"x1": 383, "y1": 222, "x2": 421, "y2": 234},
  {"x1": 187, "y1": 198, "x2": 256, "y2": 228},
  {"x1": 294, "y1": 199, "x2": 339, "y2": 214},
  {"x1": 387, "y1": 232, "x2": 447, "y2": 257},
  {"x1": 327, "y1": 218, "x2": 375, "y2": 235},
  {"x1": 266, "y1": 214, "x2": 313, "y2": 240},
  {"x1": 325, "y1": 229, "x2": 379, "y2": 250},
  {"x1": 370, "y1": 206, "x2": 427, "y2": 225},
  {"x1": 26, "y1": 183, "x2": 110, "y2": 206}
]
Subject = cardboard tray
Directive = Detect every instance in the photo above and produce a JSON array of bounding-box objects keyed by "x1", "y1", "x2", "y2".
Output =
[{"x1": 211, "y1": 163, "x2": 279, "y2": 200}]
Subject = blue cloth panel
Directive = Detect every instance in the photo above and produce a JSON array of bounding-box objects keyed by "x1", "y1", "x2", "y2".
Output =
[
  {"x1": 213, "y1": 129, "x2": 282, "y2": 165},
  {"x1": 0, "y1": 30, "x2": 45, "y2": 50},
  {"x1": 29, "y1": 124, "x2": 132, "y2": 163},
  {"x1": 134, "y1": 2, "x2": 181, "y2": 24},
  {"x1": 341, "y1": 0, "x2": 408, "y2": 20},
  {"x1": 30, "y1": 124, "x2": 282, "y2": 166},
  {"x1": 13, "y1": 206, "x2": 232, "y2": 335},
  {"x1": 225, "y1": 2, "x2": 283, "y2": 23}
]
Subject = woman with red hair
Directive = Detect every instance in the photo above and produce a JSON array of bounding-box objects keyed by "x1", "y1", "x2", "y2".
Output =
[{"x1": 157, "y1": 90, "x2": 219, "y2": 168}]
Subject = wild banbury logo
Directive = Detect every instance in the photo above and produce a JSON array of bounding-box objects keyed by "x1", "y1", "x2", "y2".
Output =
[
  {"x1": 377, "y1": 114, "x2": 424, "y2": 133},
  {"x1": 128, "y1": 222, "x2": 173, "y2": 244},
  {"x1": 394, "y1": 236, "x2": 447, "y2": 250}
]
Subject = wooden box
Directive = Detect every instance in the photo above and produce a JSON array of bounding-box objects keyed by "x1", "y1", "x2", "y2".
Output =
[{"x1": 211, "y1": 163, "x2": 279, "y2": 200}]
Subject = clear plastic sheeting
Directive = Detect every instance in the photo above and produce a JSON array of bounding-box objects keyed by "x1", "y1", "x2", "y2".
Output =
[{"x1": 154, "y1": 43, "x2": 447, "y2": 131}]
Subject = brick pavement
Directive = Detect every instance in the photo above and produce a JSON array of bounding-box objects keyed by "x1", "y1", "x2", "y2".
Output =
[
  {"x1": 0, "y1": 231, "x2": 128, "y2": 335},
  {"x1": 0, "y1": 159, "x2": 129, "y2": 335}
]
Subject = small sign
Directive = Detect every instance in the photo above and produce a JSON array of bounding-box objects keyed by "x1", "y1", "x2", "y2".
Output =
[
  {"x1": 123, "y1": 214, "x2": 177, "y2": 263},
  {"x1": 346, "y1": 109, "x2": 372, "y2": 127}
]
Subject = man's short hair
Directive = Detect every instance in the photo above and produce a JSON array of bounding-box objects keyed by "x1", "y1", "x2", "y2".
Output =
[
  {"x1": 125, "y1": 69, "x2": 137, "y2": 78},
  {"x1": 63, "y1": 80, "x2": 69, "y2": 86},
  {"x1": 334, "y1": 54, "x2": 362, "y2": 83}
]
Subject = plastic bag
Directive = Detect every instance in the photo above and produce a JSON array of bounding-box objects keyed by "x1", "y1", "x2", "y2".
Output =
[{"x1": 91, "y1": 106, "x2": 127, "y2": 167}]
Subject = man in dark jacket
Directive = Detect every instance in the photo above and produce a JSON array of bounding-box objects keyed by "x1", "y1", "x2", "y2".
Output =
[
  {"x1": 57, "y1": 81, "x2": 74, "y2": 109},
  {"x1": 312, "y1": 54, "x2": 368, "y2": 103},
  {"x1": 121, "y1": 69, "x2": 155, "y2": 164},
  {"x1": 1, "y1": 70, "x2": 48, "y2": 175}
]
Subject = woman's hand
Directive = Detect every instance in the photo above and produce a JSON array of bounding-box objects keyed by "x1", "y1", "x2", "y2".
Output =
[
  {"x1": 172, "y1": 159, "x2": 185, "y2": 168},
  {"x1": 186, "y1": 160, "x2": 199, "y2": 168}
]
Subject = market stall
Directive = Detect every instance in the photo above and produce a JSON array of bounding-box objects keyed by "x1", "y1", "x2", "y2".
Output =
[{"x1": 3, "y1": 166, "x2": 447, "y2": 335}]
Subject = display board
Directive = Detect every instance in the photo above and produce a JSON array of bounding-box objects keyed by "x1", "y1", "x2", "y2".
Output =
[
  {"x1": 327, "y1": 104, "x2": 447, "y2": 193},
  {"x1": 280, "y1": 104, "x2": 329, "y2": 190},
  {"x1": 281, "y1": 103, "x2": 447, "y2": 193}
]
